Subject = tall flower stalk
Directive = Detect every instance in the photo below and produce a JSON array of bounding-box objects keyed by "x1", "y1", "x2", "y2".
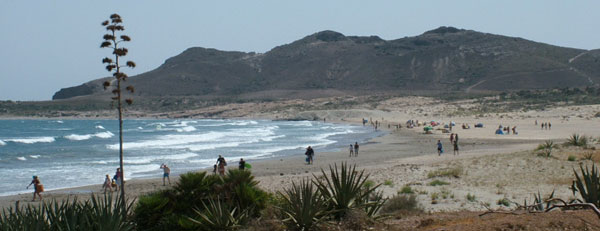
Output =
[{"x1": 100, "y1": 13, "x2": 136, "y2": 210}]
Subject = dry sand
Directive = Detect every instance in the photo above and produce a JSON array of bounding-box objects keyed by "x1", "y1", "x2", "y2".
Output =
[{"x1": 2, "y1": 98, "x2": 599, "y2": 215}]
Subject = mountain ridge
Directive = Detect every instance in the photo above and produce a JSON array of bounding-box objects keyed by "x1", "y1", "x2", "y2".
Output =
[{"x1": 53, "y1": 26, "x2": 599, "y2": 100}]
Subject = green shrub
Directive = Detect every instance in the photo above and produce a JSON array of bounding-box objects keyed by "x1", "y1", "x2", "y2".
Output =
[
  {"x1": 428, "y1": 180, "x2": 450, "y2": 186},
  {"x1": 134, "y1": 170, "x2": 268, "y2": 230},
  {"x1": 568, "y1": 155, "x2": 576, "y2": 161},
  {"x1": 572, "y1": 164, "x2": 600, "y2": 207},
  {"x1": 363, "y1": 180, "x2": 375, "y2": 190},
  {"x1": 497, "y1": 198, "x2": 510, "y2": 207},
  {"x1": 381, "y1": 194, "x2": 421, "y2": 213},
  {"x1": 0, "y1": 194, "x2": 134, "y2": 231},
  {"x1": 399, "y1": 185, "x2": 414, "y2": 194},
  {"x1": 537, "y1": 141, "x2": 558, "y2": 158},
  {"x1": 383, "y1": 180, "x2": 393, "y2": 187},
  {"x1": 566, "y1": 134, "x2": 588, "y2": 147},
  {"x1": 277, "y1": 179, "x2": 329, "y2": 231},
  {"x1": 427, "y1": 167, "x2": 463, "y2": 178},
  {"x1": 466, "y1": 193, "x2": 476, "y2": 202},
  {"x1": 186, "y1": 198, "x2": 248, "y2": 231},
  {"x1": 313, "y1": 162, "x2": 385, "y2": 220}
]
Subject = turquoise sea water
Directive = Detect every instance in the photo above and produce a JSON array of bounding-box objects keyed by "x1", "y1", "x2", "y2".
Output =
[{"x1": 0, "y1": 119, "x2": 380, "y2": 196}]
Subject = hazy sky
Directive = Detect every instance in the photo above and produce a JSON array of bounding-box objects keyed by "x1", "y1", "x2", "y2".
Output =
[{"x1": 1, "y1": 1, "x2": 599, "y2": 101}]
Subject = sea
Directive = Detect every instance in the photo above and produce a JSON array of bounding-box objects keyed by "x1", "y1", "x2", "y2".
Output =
[{"x1": 0, "y1": 119, "x2": 381, "y2": 196}]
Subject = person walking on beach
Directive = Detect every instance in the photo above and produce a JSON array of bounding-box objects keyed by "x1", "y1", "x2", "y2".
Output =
[
  {"x1": 548, "y1": 122, "x2": 551, "y2": 130},
  {"x1": 354, "y1": 142, "x2": 359, "y2": 157},
  {"x1": 216, "y1": 155, "x2": 227, "y2": 175},
  {"x1": 102, "y1": 174, "x2": 113, "y2": 193},
  {"x1": 437, "y1": 140, "x2": 443, "y2": 156},
  {"x1": 450, "y1": 133, "x2": 455, "y2": 144},
  {"x1": 160, "y1": 163, "x2": 171, "y2": 186},
  {"x1": 26, "y1": 176, "x2": 43, "y2": 201},
  {"x1": 113, "y1": 168, "x2": 122, "y2": 191},
  {"x1": 349, "y1": 144, "x2": 354, "y2": 157},
  {"x1": 305, "y1": 146, "x2": 314, "y2": 164},
  {"x1": 454, "y1": 133, "x2": 459, "y2": 143},
  {"x1": 453, "y1": 140, "x2": 459, "y2": 155},
  {"x1": 239, "y1": 158, "x2": 246, "y2": 170}
]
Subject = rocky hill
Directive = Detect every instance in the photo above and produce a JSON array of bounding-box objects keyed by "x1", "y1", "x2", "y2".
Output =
[{"x1": 53, "y1": 26, "x2": 599, "y2": 100}]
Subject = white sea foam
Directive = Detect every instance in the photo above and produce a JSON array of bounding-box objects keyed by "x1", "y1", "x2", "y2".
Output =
[
  {"x1": 126, "y1": 152, "x2": 199, "y2": 164},
  {"x1": 0, "y1": 140, "x2": 5, "y2": 146},
  {"x1": 94, "y1": 131, "x2": 114, "y2": 138},
  {"x1": 5, "y1": 137, "x2": 55, "y2": 144},
  {"x1": 95, "y1": 125, "x2": 105, "y2": 130},
  {"x1": 29, "y1": 155, "x2": 41, "y2": 159},
  {"x1": 137, "y1": 127, "x2": 143, "y2": 130},
  {"x1": 55, "y1": 120, "x2": 64, "y2": 124},
  {"x1": 17, "y1": 156, "x2": 26, "y2": 161},
  {"x1": 65, "y1": 134, "x2": 93, "y2": 141},
  {"x1": 107, "y1": 131, "x2": 227, "y2": 150},
  {"x1": 92, "y1": 160, "x2": 108, "y2": 165},
  {"x1": 176, "y1": 126, "x2": 197, "y2": 132},
  {"x1": 64, "y1": 131, "x2": 114, "y2": 141}
]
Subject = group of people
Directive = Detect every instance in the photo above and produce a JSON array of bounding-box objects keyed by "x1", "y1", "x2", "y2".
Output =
[
  {"x1": 437, "y1": 133, "x2": 460, "y2": 156},
  {"x1": 102, "y1": 168, "x2": 123, "y2": 193},
  {"x1": 348, "y1": 142, "x2": 360, "y2": 157},
  {"x1": 211, "y1": 155, "x2": 249, "y2": 175},
  {"x1": 495, "y1": 125, "x2": 517, "y2": 135}
]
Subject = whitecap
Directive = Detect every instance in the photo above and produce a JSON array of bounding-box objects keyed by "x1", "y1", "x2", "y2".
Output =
[
  {"x1": 137, "y1": 127, "x2": 143, "y2": 130},
  {"x1": 65, "y1": 134, "x2": 93, "y2": 141},
  {"x1": 176, "y1": 126, "x2": 196, "y2": 132},
  {"x1": 56, "y1": 120, "x2": 64, "y2": 124},
  {"x1": 5, "y1": 137, "x2": 55, "y2": 144},
  {"x1": 107, "y1": 131, "x2": 226, "y2": 150},
  {"x1": 0, "y1": 140, "x2": 5, "y2": 146},
  {"x1": 94, "y1": 131, "x2": 114, "y2": 139},
  {"x1": 16, "y1": 157, "x2": 26, "y2": 161},
  {"x1": 64, "y1": 131, "x2": 114, "y2": 141},
  {"x1": 95, "y1": 125, "x2": 105, "y2": 130},
  {"x1": 29, "y1": 155, "x2": 41, "y2": 159}
]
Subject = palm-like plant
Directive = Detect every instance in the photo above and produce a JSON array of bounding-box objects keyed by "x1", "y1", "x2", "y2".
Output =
[
  {"x1": 572, "y1": 164, "x2": 600, "y2": 207},
  {"x1": 278, "y1": 179, "x2": 329, "y2": 231},
  {"x1": 100, "y1": 13, "x2": 136, "y2": 207},
  {"x1": 186, "y1": 198, "x2": 248, "y2": 231},
  {"x1": 0, "y1": 194, "x2": 134, "y2": 230},
  {"x1": 537, "y1": 141, "x2": 558, "y2": 158},
  {"x1": 566, "y1": 133, "x2": 588, "y2": 147},
  {"x1": 313, "y1": 162, "x2": 382, "y2": 220}
]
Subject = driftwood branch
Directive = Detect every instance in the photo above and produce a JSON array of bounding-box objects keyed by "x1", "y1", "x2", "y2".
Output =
[{"x1": 479, "y1": 197, "x2": 600, "y2": 219}]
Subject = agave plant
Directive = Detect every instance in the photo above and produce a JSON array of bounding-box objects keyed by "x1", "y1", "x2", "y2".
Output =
[
  {"x1": 278, "y1": 178, "x2": 329, "y2": 231},
  {"x1": 186, "y1": 197, "x2": 248, "y2": 231},
  {"x1": 0, "y1": 194, "x2": 134, "y2": 231},
  {"x1": 313, "y1": 162, "x2": 383, "y2": 220},
  {"x1": 572, "y1": 164, "x2": 600, "y2": 207},
  {"x1": 566, "y1": 134, "x2": 588, "y2": 147},
  {"x1": 537, "y1": 141, "x2": 558, "y2": 158}
]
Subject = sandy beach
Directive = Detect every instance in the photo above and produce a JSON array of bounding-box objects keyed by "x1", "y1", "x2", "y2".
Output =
[{"x1": 2, "y1": 98, "x2": 599, "y2": 215}]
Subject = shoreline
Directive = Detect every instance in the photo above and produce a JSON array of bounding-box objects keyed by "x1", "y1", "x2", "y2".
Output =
[
  {"x1": 0, "y1": 119, "x2": 540, "y2": 210},
  {"x1": 2, "y1": 104, "x2": 599, "y2": 211}
]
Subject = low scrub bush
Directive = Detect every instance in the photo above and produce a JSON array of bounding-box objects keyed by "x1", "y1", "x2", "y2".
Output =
[
  {"x1": 381, "y1": 194, "x2": 421, "y2": 214},
  {"x1": 429, "y1": 180, "x2": 450, "y2": 186},
  {"x1": 427, "y1": 167, "x2": 463, "y2": 178},
  {"x1": 466, "y1": 193, "x2": 476, "y2": 202},
  {"x1": 399, "y1": 185, "x2": 414, "y2": 194},
  {"x1": 568, "y1": 155, "x2": 576, "y2": 161},
  {"x1": 497, "y1": 198, "x2": 510, "y2": 207}
]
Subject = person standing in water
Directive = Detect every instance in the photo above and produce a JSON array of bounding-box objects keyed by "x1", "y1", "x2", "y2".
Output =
[
  {"x1": 160, "y1": 164, "x2": 171, "y2": 186},
  {"x1": 26, "y1": 176, "x2": 43, "y2": 201}
]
